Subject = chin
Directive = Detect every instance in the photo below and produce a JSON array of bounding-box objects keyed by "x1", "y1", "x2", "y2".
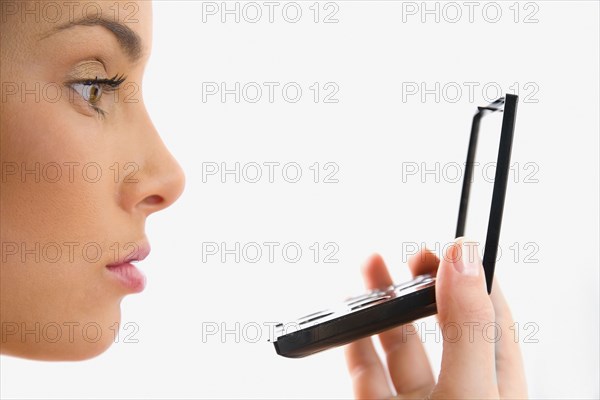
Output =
[
  {"x1": 0, "y1": 306, "x2": 123, "y2": 362},
  {"x1": 1, "y1": 332, "x2": 118, "y2": 362}
]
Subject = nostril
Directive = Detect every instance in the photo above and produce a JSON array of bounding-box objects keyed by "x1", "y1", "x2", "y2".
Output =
[{"x1": 144, "y1": 195, "x2": 163, "y2": 205}]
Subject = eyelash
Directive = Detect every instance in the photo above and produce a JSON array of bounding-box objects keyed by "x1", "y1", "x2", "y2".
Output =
[{"x1": 68, "y1": 73, "x2": 127, "y2": 118}]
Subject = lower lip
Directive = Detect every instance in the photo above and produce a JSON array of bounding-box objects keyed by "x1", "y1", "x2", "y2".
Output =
[{"x1": 105, "y1": 263, "x2": 146, "y2": 293}]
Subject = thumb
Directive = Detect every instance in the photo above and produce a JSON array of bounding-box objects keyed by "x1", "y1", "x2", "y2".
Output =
[{"x1": 432, "y1": 238, "x2": 498, "y2": 399}]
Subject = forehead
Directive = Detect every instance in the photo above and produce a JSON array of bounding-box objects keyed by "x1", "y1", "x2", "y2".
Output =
[{"x1": 1, "y1": 1, "x2": 152, "y2": 57}]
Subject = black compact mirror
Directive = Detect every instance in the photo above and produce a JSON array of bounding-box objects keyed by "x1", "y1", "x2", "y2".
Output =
[{"x1": 273, "y1": 94, "x2": 518, "y2": 358}]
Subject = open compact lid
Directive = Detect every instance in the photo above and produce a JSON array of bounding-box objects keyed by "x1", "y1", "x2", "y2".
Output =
[{"x1": 457, "y1": 94, "x2": 518, "y2": 293}]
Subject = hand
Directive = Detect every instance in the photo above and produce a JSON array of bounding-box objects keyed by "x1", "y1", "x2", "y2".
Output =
[{"x1": 344, "y1": 238, "x2": 527, "y2": 399}]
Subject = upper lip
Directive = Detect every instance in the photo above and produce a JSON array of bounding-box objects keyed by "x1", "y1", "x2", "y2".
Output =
[{"x1": 107, "y1": 241, "x2": 151, "y2": 267}]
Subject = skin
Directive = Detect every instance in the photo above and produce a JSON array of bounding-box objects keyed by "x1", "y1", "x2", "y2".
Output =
[{"x1": 0, "y1": 1, "x2": 185, "y2": 360}]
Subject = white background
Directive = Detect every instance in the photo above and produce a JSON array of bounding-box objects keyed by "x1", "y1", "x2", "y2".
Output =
[{"x1": 1, "y1": 1, "x2": 599, "y2": 398}]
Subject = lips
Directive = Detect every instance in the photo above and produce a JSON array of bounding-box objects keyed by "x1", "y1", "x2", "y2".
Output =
[{"x1": 105, "y1": 242, "x2": 150, "y2": 293}]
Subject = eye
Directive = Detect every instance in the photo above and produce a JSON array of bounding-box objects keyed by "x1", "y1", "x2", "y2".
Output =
[
  {"x1": 67, "y1": 74, "x2": 126, "y2": 118},
  {"x1": 72, "y1": 82, "x2": 103, "y2": 105}
]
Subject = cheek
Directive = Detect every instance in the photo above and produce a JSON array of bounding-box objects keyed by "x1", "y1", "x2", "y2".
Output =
[
  {"x1": 1, "y1": 87, "x2": 116, "y2": 243},
  {"x1": 0, "y1": 87, "x2": 126, "y2": 359}
]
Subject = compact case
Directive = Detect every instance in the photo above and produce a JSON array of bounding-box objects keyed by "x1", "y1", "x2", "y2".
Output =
[{"x1": 272, "y1": 94, "x2": 519, "y2": 358}]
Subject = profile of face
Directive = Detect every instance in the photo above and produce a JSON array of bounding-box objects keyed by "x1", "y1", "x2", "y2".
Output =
[{"x1": 0, "y1": 1, "x2": 185, "y2": 360}]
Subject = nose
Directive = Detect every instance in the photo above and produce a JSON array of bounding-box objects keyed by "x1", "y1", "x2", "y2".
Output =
[
  {"x1": 135, "y1": 146, "x2": 185, "y2": 215},
  {"x1": 118, "y1": 110, "x2": 186, "y2": 216}
]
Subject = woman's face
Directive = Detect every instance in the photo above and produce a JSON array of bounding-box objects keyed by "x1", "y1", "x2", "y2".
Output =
[{"x1": 0, "y1": 1, "x2": 185, "y2": 360}]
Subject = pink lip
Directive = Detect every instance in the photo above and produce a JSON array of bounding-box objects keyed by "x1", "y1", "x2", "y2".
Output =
[{"x1": 105, "y1": 242, "x2": 150, "y2": 293}]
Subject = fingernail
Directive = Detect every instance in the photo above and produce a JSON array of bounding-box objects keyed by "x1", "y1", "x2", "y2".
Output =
[{"x1": 453, "y1": 239, "x2": 481, "y2": 276}]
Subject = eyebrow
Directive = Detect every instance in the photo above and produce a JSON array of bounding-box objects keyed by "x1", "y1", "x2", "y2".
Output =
[{"x1": 42, "y1": 18, "x2": 143, "y2": 62}]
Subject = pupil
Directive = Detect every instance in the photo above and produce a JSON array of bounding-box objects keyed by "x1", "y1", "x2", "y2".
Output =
[{"x1": 89, "y1": 85, "x2": 100, "y2": 103}]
